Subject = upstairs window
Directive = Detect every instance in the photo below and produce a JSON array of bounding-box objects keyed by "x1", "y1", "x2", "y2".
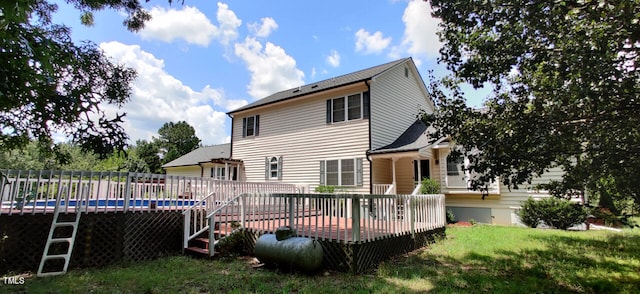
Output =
[
  {"x1": 326, "y1": 92, "x2": 369, "y2": 124},
  {"x1": 242, "y1": 115, "x2": 260, "y2": 137}
]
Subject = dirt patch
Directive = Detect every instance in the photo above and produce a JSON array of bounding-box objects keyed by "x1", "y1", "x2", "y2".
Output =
[{"x1": 447, "y1": 221, "x2": 473, "y2": 227}]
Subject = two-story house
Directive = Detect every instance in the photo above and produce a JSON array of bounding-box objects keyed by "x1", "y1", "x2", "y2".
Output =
[{"x1": 164, "y1": 58, "x2": 563, "y2": 225}]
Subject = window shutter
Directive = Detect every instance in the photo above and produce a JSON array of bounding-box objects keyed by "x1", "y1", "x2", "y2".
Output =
[
  {"x1": 356, "y1": 158, "x2": 363, "y2": 186},
  {"x1": 363, "y1": 91, "x2": 370, "y2": 119},
  {"x1": 326, "y1": 100, "x2": 332, "y2": 124},
  {"x1": 265, "y1": 157, "x2": 269, "y2": 180},
  {"x1": 242, "y1": 117, "x2": 247, "y2": 137},
  {"x1": 277, "y1": 156, "x2": 283, "y2": 180},
  {"x1": 255, "y1": 115, "x2": 260, "y2": 136},
  {"x1": 319, "y1": 161, "x2": 325, "y2": 185}
]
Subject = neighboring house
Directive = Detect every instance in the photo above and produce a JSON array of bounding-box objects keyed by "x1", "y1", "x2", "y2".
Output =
[
  {"x1": 162, "y1": 143, "x2": 240, "y2": 181},
  {"x1": 165, "y1": 57, "x2": 562, "y2": 225}
]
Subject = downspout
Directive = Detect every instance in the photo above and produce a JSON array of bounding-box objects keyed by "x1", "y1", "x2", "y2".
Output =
[
  {"x1": 365, "y1": 79, "x2": 373, "y2": 194},
  {"x1": 227, "y1": 113, "x2": 234, "y2": 158},
  {"x1": 227, "y1": 113, "x2": 240, "y2": 181}
]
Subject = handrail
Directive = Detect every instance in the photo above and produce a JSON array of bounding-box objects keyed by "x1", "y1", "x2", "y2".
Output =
[
  {"x1": 411, "y1": 184, "x2": 421, "y2": 195},
  {"x1": 182, "y1": 191, "x2": 216, "y2": 215},
  {"x1": 385, "y1": 184, "x2": 395, "y2": 195},
  {"x1": 206, "y1": 193, "x2": 249, "y2": 219}
]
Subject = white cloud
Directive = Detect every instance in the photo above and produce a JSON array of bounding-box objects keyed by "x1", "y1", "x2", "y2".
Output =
[
  {"x1": 100, "y1": 41, "x2": 244, "y2": 145},
  {"x1": 216, "y1": 2, "x2": 242, "y2": 46},
  {"x1": 355, "y1": 29, "x2": 392, "y2": 54},
  {"x1": 138, "y1": 6, "x2": 218, "y2": 46},
  {"x1": 311, "y1": 67, "x2": 317, "y2": 79},
  {"x1": 234, "y1": 37, "x2": 305, "y2": 99},
  {"x1": 400, "y1": 0, "x2": 443, "y2": 59},
  {"x1": 137, "y1": 3, "x2": 241, "y2": 47},
  {"x1": 326, "y1": 50, "x2": 341, "y2": 67},
  {"x1": 248, "y1": 17, "x2": 278, "y2": 37}
]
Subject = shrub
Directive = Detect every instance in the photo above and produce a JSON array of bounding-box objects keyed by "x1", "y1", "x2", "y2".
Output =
[
  {"x1": 519, "y1": 197, "x2": 588, "y2": 230},
  {"x1": 420, "y1": 178, "x2": 440, "y2": 194},
  {"x1": 519, "y1": 197, "x2": 542, "y2": 228},
  {"x1": 314, "y1": 185, "x2": 335, "y2": 193},
  {"x1": 446, "y1": 209, "x2": 456, "y2": 224}
]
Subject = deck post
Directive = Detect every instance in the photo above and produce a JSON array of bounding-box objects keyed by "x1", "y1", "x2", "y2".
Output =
[
  {"x1": 410, "y1": 197, "x2": 415, "y2": 238},
  {"x1": 288, "y1": 194, "x2": 295, "y2": 229},
  {"x1": 183, "y1": 211, "x2": 191, "y2": 251},
  {"x1": 352, "y1": 196, "x2": 361, "y2": 242},
  {"x1": 240, "y1": 193, "x2": 246, "y2": 228},
  {"x1": 209, "y1": 213, "x2": 216, "y2": 257},
  {"x1": 124, "y1": 173, "x2": 133, "y2": 212}
]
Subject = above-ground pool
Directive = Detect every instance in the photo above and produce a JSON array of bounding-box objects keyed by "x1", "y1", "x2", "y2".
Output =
[{"x1": 4, "y1": 199, "x2": 199, "y2": 209}]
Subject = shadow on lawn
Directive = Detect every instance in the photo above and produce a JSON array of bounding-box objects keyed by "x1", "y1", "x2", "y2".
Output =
[{"x1": 377, "y1": 231, "x2": 640, "y2": 293}]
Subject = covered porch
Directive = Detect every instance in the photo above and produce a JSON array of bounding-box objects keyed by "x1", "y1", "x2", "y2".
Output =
[{"x1": 369, "y1": 120, "x2": 444, "y2": 195}]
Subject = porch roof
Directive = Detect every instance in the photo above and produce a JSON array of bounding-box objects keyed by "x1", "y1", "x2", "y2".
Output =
[
  {"x1": 369, "y1": 120, "x2": 435, "y2": 155},
  {"x1": 162, "y1": 143, "x2": 238, "y2": 168}
]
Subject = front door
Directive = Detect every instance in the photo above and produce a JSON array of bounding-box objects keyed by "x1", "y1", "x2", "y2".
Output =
[{"x1": 413, "y1": 159, "x2": 430, "y2": 185}]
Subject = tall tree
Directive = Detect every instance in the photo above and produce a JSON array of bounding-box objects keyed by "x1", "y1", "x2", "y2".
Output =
[
  {"x1": 424, "y1": 1, "x2": 640, "y2": 205},
  {"x1": 156, "y1": 121, "x2": 201, "y2": 164},
  {"x1": 0, "y1": 1, "x2": 173, "y2": 159},
  {"x1": 134, "y1": 139, "x2": 162, "y2": 173}
]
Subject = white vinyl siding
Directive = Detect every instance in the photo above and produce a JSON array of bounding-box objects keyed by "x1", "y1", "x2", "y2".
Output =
[
  {"x1": 370, "y1": 62, "x2": 434, "y2": 150},
  {"x1": 232, "y1": 82, "x2": 371, "y2": 193}
]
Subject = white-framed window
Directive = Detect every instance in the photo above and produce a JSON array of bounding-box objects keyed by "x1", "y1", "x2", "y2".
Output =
[
  {"x1": 211, "y1": 166, "x2": 226, "y2": 180},
  {"x1": 326, "y1": 92, "x2": 369, "y2": 123},
  {"x1": 265, "y1": 156, "x2": 282, "y2": 180},
  {"x1": 319, "y1": 158, "x2": 363, "y2": 187},
  {"x1": 242, "y1": 115, "x2": 260, "y2": 137},
  {"x1": 446, "y1": 154, "x2": 468, "y2": 187}
]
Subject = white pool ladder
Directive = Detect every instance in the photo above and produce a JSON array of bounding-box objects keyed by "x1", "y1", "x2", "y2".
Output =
[{"x1": 37, "y1": 188, "x2": 86, "y2": 277}]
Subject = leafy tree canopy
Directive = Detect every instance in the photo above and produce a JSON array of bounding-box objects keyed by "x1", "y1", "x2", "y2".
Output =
[
  {"x1": 155, "y1": 121, "x2": 201, "y2": 164},
  {"x1": 424, "y1": 0, "x2": 640, "y2": 205},
  {"x1": 0, "y1": 1, "x2": 175, "y2": 159}
]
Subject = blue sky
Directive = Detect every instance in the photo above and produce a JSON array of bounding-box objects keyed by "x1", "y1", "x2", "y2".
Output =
[{"x1": 52, "y1": 0, "x2": 487, "y2": 146}]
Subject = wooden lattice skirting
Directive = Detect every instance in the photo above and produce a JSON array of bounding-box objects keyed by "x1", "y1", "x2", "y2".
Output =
[
  {"x1": 240, "y1": 227, "x2": 446, "y2": 273},
  {"x1": 0, "y1": 212, "x2": 182, "y2": 275}
]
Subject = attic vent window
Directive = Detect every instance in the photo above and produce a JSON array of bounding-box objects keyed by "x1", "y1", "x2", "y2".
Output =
[{"x1": 404, "y1": 67, "x2": 409, "y2": 77}]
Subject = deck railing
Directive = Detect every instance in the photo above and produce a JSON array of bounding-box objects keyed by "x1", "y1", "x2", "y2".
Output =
[
  {"x1": 372, "y1": 184, "x2": 394, "y2": 195},
  {"x1": 0, "y1": 169, "x2": 296, "y2": 215},
  {"x1": 237, "y1": 193, "x2": 446, "y2": 243}
]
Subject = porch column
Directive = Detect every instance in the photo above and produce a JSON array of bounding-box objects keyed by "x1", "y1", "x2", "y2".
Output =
[
  {"x1": 224, "y1": 162, "x2": 229, "y2": 181},
  {"x1": 392, "y1": 157, "x2": 397, "y2": 194}
]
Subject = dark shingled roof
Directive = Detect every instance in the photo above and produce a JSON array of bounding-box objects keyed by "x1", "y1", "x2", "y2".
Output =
[
  {"x1": 369, "y1": 120, "x2": 434, "y2": 154},
  {"x1": 162, "y1": 143, "x2": 231, "y2": 168},
  {"x1": 228, "y1": 58, "x2": 411, "y2": 114}
]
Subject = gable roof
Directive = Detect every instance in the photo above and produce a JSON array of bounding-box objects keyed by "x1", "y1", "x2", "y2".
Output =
[
  {"x1": 162, "y1": 143, "x2": 231, "y2": 168},
  {"x1": 228, "y1": 57, "x2": 411, "y2": 114},
  {"x1": 369, "y1": 120, "x2": 434, "y2": 154}
]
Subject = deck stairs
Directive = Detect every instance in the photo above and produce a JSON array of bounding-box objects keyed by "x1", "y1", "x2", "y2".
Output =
[
  {"x1": 183, "y1": 193, "x2": 247, "y2": 257},
  {"x1": 184, "y1": 222, "x2": 229, "y2": 256}
]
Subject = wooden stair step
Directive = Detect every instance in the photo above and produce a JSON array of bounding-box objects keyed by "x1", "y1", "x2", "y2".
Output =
[{"x1": 186, "y1": 246, "x2": 208, "y2": 255}]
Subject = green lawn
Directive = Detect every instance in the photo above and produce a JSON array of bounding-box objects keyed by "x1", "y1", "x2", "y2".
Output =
[{"x1": 5, "y1": 225, "x2": 640, "y2": 293}]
